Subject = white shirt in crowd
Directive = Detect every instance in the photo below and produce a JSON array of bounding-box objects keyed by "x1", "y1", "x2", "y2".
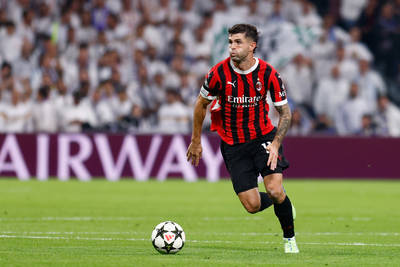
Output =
[
  {"x1": 314, "y1": 74, "x2": 350, "y2": 121},
  {"x1": 345, "y1": 42, "x2": 373, "y2": 62},
  {"x1": 94, "y1": 99, "x2": 115, "y2": 126},
  {"x1": 0, "y1": 100, "x2": 6, "y2": 131},
  {"x1": 13, "y1": 56, "x2": 35, "y2": 80},
  {"x1": 61, "y1": 101, "x2": 97, "y2": 132},
  {"x1": 1, "y1": 102, "x2": 31, "y2": 133},
  {"x1": 158, "y1": 101, "x2": 190, "y2": 134},
  {"x1": 356, "y1": 70, "x2": 386, "y2": 105},
  {"x1": 52, "y1": 92, "x2": 73, "y2": 130},
  {"x1": 0, "y1": 29, "x2": 23, "y2": 63},
  {"x1": 340, "y1": 0, "x2": 368, "y2": 22},
  {"x1": 335, "y1": 96, "x2": 370, "y2": 135},
  {"x1": 32, "y1": 99, "x2": 58, "y2": 132},
  {"x1": 294, "y1": 2, "x2": 321, "y2": 30},
  {"x1": 281, "y1": 58, "x2": 313, "y2": 106},
  {"x1": 374, "y1": 102, "x2": 400, "y2": 137},
  {"x1": 110, "y1": 95, "x2": 133, "y2": 119},
  {"x1": 16, "y1": 22, "x2": 35, "y2": 44},
  {"x1": 335, "y1": 59, "x2": 359, "y2": 82},
  {"x1": 310, "y1": 35, "x2": 336, "y2": 78}
]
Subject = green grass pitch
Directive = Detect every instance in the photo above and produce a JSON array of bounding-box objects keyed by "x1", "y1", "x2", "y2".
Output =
[{"x1": 0, "y1": 179, "x2": 399, "y2": 266}]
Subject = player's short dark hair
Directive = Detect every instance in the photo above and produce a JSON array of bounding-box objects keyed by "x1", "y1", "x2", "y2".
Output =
[{"x1": 228, "y1": 24, "x2": 259, "y2": 52}]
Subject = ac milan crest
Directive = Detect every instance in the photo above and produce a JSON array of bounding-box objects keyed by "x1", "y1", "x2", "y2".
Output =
[{"x1": 256, "y1": 78, "x2": 262, "y2": 91}]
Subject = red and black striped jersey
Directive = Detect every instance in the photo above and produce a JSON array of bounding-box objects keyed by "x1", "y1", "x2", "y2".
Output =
[{"x1": 200, "y1": 57, "x2": 288, "y2": 145}]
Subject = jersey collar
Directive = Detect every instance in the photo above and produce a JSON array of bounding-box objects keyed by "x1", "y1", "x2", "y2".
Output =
[{"x1": 229, "y1": 57, "x2": 259, "y2": 75}]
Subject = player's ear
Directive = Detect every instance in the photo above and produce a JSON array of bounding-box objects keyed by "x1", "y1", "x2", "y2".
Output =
[{"x1": 249, "y1": 41, "x2": 256, "y2": 53}]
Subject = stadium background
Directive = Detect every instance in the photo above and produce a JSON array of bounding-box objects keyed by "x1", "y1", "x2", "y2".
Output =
[
  {"x1": 0, "y1": 1, "x2": 399, "y2": 266},
  {"x1": 0, "y1": 0, "x2": 399, "y2": 180}
]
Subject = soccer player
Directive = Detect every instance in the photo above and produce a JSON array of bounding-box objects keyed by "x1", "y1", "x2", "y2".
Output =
[{"x1": 186, "y1": 24, "x2": 299, "y2": 253}]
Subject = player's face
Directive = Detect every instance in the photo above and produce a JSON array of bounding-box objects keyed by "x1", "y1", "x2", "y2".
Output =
[{"x1": 229, "y1": 33, "x2": 256, "y2": 63}]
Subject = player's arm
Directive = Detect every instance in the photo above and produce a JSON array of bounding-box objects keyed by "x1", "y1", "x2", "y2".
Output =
[
  {"x1": 267, "y1": 103, "x2": 291, "y2": 170},
  {"x1": 273, "y1": 103, "x2": 292, "y2": 146},
  {"x1": 187, "y1": 67, "x2": 220, "y2": 166},
  {"x1": 186, "y1": 95, "x2": 212, "y2": 166},
  {"x1": 266, "y1": 70, "x2": 292, "y2": 170}
]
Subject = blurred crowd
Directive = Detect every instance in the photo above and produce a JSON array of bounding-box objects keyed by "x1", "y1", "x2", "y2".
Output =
[{"x1": 0, "y1": 0, "x2": 399, "y2": 136}]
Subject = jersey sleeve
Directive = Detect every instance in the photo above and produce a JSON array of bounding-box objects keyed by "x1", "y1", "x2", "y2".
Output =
[
  {"x1": 268, "y1": 70, "x2": 288, "y2": 106},
  {"x1": 199, "y1": 68, "x2": 221, "y2": 101}
]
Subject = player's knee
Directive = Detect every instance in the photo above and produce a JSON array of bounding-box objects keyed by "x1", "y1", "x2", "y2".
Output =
[
  {"x1": 266, "y1": 184, "x2": 284, "y2": 201},
  {"x1": 243, "y1": 200, "x2": 261, "y2": 214}
]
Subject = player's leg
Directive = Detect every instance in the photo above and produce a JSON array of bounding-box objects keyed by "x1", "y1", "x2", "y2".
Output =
[
  {"x1": 221, "y1": 141, "x2": 273, "y2": 214},
  {"x1": 259, "y1": 191, "x2": 274, "y2": 212},
  {"x1": 264, "y1": 173, "x2": 292, "y2": 235},
  {"x1": 264, "y1": 173, "x2": 299, "y2": 253},
  {"x1": 237, "y1": 187, "x2": 273, "y2": 214},
  {"x1": 252, "y1": 128, "x2": 298, "y2": 253},
  {"x1": 238, "y1": 188, "x2": 261, "y2": 214}
]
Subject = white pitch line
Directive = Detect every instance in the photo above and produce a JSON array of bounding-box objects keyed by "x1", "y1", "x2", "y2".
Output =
[
  {"x1": 0, "y1": 231, "x2": 399, "y2": 237},
  {"x1": 0, "y1": 216, "x2": 375, "y2": 222},
  {"x1": 214, "y1": 232, "x2": 400, "y2": 237},
  {"x1": 300, "y1": 241, "x2": 400, "y2": 247},
  {"x1": 1, "y1": 234, "x2": 400, "y2": 247},
  {"x1": 0, "y1": 231, "x2": 136, "y2": 235},
  {"x1": 0, "y1": 234, "x2": 155, "y2": 242},
  {"x1": 0, "y1": 217, "x2": 264, "y2": 222},
  {"x1": 0, "y1": 217, "x2": 146, "y2": 221},
  {"x1": 190, "y1": 239, "x2": 400, "y2": 247}
]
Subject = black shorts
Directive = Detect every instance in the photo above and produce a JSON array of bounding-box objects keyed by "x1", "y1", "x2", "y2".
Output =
[{"x1": 220, "y1": 128, "x2": 289, "y2": 194}]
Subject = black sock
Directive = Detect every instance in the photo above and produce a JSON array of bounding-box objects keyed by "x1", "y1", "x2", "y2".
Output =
[
  {"x1": 273, "y1": 196, "x2": 295, "y2": 238},
  {"x1": 259, "y1": 192, "x2": 273, "y2": 211}
]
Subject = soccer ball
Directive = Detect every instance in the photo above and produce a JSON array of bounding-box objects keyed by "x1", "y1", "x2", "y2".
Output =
[{"x1": 151, "y1": 221, "x2": 185, "y2": 254}]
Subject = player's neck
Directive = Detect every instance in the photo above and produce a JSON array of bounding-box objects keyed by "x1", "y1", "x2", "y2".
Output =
[{"x1": 231, "y1": 55, "x2": 256, "y2": 71}]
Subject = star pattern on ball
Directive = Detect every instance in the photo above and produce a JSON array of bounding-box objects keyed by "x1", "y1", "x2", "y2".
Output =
[{"x1": 151, "y1": 221, "x2": 185, "y2": 254}]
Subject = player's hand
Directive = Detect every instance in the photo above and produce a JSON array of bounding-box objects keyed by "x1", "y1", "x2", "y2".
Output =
[
  {"x1": 266, "y1": 141, "x2": 280, "y2": 171},
  {"x1": 186, "y1": 141, "x2": 202, "y2": 167}
]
